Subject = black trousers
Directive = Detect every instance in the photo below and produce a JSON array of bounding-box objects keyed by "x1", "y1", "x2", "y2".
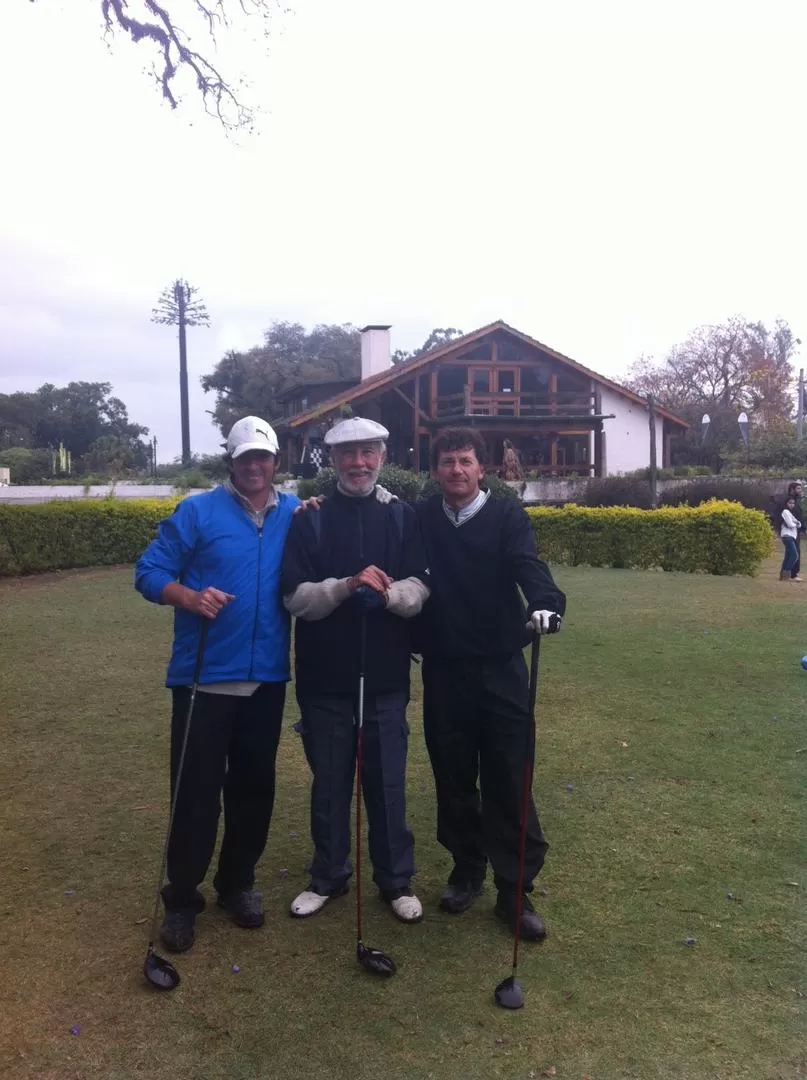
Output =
[
  {"x1": 792, "y1": 535, "x2": 802, "y2": 578},
  {"x1": 162, "y1": 682, "x2": 286, "y2": 912},
  {"x1": 296, "y1": 691, "x2": 415, "y2": 895},
  {"x1": 422, "y1": 652, "x2": 548, "y2": 893}
]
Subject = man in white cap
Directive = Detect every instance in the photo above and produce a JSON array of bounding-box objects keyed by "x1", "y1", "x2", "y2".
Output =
[
  {"x1": 282, "y1": 417, "x2": 430, "y2": 923},
  {"x1": 135, "y1": 416, "x2": 301, "y2": 954}
]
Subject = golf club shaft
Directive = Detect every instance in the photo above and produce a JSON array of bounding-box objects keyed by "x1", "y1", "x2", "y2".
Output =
[
  {"x1": 146, "y1": 620, "x2": 209, "y2": 948},
  {"x1": 355, "y1": 614, "x2": 367, "y2": 944},
  {"x1": 511, "y1": 635, "x2": 540, "y2": 976}
]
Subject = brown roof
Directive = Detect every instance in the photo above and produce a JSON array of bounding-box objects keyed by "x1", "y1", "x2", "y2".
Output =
[{"x1": 286, "y1": 320, "x2": 689, "y2": 429}]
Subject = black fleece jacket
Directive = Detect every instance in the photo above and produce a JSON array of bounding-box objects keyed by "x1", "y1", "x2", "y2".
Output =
[
  {"x1": 282, "y1": 489, "x2": 428, "y2": 695},
  {"x1": 413, "y1": 494, "x2": 566, "y2": 658}
]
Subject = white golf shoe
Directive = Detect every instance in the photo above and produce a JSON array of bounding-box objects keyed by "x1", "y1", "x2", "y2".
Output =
[
  {"x1": 289, "y1": 883, "x2": 348, "y2": 918},
  {"x1": 386, "y1": 890, "x2": 423, "y2": 923}
]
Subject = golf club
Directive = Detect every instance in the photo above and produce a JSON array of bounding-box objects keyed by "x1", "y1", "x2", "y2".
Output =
[
  {"x1": 494, "y1": 629, "x2": 543, "y2": 1010},
  {"x1": 143, "y1": 620, "x2": 209, "y2": 991},
  {"x1": 354, "y1": 606, "x2": 396, "y2": 977}
]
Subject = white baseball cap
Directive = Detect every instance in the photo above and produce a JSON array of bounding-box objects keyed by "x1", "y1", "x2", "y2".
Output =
[
  {"x1": 225, "y1": 416, "x2": 279, "y2": 458},
  {"x1": 324, "y1": 417, "x2": 389, "y2": 447}
]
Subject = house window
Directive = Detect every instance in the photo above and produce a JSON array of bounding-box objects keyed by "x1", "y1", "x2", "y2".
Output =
[
  {"x1": 472, "y1": 369, "x2": 490, "y2": 393},
  {"x1": 497, "y1": 370, "x2": 516, "y2": 393}
]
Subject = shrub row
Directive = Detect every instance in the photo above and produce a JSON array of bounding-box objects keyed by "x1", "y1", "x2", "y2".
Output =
[
  {"x1": 0, "y1": 495, "x2": 773, "y2": 578},
  {"x1": 297, "y1": 466, "x2": 521, "y2": 504},
  {"x1": 0, "y1": 499, "x2": 179, "y2": 576},
  {"x1": 528, "y1": 500, "x2": 774, "y2": 576},
  {"x1": 583, "y1": 475, "x2": 783, "y2": 514}
]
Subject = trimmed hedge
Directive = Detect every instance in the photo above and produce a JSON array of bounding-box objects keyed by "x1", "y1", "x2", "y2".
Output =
[
  {"x1": 0, "y1": 499, "x2": 180, "y2": 576},
  {"x1": 0, "y1": 496, "x2": 774, "y2": 578},
  {"x1": 527, "y1": 500, "x2": 774, "y2": 576}
]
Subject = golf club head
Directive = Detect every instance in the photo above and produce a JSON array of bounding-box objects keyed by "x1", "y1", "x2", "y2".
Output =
[
  {"x1": 143, "y1": 946, "x2": 181, "y2": 991},
  {"x1": 494, "y1": 975, "x2": 524, "y2": 1010},
  {"x1": 356, "y1": 941, "x2": 396, "y2": 977}
]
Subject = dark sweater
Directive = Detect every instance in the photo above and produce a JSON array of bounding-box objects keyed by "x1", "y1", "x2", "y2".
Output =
[
  {"x1": 282, "y1": 489, "x2": 429, "y2": 695},
  {"x1": 413, "y1": 494, "x2": 566, "y2": 658}
]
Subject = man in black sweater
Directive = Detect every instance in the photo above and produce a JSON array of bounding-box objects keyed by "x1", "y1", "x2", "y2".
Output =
[
  {"x1": 282, "y1": 417, "x2": 430, "y2": 924},
  {"x1": 414, "y1": 427, "x2": 565, "y2": 941}
]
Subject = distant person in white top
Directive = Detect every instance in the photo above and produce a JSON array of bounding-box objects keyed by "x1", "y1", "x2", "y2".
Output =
[{"x1": 779, "y1": 497, "x2": 801, "y2": 582}]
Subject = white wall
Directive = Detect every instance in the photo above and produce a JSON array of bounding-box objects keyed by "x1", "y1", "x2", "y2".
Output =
[{"x1": 600, "y1": 387, "x2": 663, "y2": 475}]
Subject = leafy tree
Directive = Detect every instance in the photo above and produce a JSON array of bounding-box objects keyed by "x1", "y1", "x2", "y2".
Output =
[
  {"x1": 83, "y1": 435, "x2": 139, "y2": 478},
  {"x1": 0, "y1": 447, "x2": 53, "y2": 485},
  {"x1": 28, "y1": 1, "x2": 282, "y2": 130},
  {"x1": 626, "y1": 317, "x2": 799, "y2": 467},
  {"x1": 202, "y1": 322, "x2": 361, "y2": 434},
  {"x1": 392, "y1": 327, "x2": 464, "y2": 365},
  {"x1": 0, "y1": 382, "x2": 149, "y2": 472}
]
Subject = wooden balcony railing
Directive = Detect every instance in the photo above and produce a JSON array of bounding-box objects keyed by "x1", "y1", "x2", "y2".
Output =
[{"x1": 435, "y1": 390, "x2": 595, "y2": 419}]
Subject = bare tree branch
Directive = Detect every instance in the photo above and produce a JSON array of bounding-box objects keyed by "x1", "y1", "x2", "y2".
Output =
[{"x1": 83, "y1": 0, "x2": 283, "y2": 129}]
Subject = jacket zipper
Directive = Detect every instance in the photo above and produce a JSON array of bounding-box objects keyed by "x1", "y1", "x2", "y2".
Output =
[{"x1": 248, "y1": 522, "x2": 263, "y2": 679}]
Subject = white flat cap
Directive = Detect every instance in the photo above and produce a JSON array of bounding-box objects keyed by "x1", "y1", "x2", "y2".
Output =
[{"x1": 324, "y1": 417, "x2": 389, "y2": 446}]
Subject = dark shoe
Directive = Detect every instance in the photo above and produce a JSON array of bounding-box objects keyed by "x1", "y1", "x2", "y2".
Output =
[
  {"x1": 439, "y1": 880, "x2": 484, "y2": 914},
  {"x1": 494, "y1": 891, "x2": 547, "y2": 942},
  {"x1": 217, "y1": 889, "x2": 265, "y2": 929},
  {"x1": 159, "y1": 909, "x2": 196, "y2": 953}
]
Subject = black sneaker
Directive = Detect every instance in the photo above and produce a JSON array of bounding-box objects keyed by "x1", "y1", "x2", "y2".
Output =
[
  {"x1": 438, "y1": 880, "x2": 484, "y2": 915},
  {"x1": 159, "y1": 909, "x2": 197, "y2": 953},
  {"x1": 494, "y1": 890, "x2": 547, "y2": 941},
  {"x1": 217, "y1": 889, "x2": 265, "y2": 929}
]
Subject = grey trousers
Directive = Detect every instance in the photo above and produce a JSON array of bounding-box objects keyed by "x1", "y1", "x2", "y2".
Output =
[{"x1": 296, "y1": 690, "x2": 415, "y2": 895}]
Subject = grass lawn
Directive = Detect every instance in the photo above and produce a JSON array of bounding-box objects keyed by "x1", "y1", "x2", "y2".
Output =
[{"x1": 0, "y1": 558, "x2": 805, "y2": 1080}]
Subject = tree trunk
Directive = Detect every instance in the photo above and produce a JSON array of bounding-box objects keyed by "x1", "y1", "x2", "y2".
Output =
[{"x1": 177, "y1": 289, "x2": 191, "y2": 467}]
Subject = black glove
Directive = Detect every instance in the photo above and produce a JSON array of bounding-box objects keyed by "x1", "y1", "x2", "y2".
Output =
[{"x1": 350, "y1": 584, "x2": 387, "y2": 612}]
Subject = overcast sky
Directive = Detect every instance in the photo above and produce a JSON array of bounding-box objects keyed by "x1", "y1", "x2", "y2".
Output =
[{"x1": 1, "y1": 0, "x2": 805, "y2": 460}]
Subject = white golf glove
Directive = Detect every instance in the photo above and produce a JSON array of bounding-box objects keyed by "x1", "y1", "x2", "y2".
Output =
[{"x1": 529, "y1": 610, "x2": 562, "y2": 635}]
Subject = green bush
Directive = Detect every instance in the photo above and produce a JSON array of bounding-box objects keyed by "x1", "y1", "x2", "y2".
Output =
[
  {"x1": 296, "y1": 468, "x2": 337, "y2": 499},
  {"x1": 0, "y1": 499, "x2": 180, "y2": 576},
  {"x1": 584, "y1": 476, "x2": 654, "y2": 509},
  {"x1": 528, "y1": 500, "x2": 774, "y2": 576},
  {"x1": 626, "y1": 465, "x2": 713, "y2": 480},
  {"x1": 171, "y1": 469, "x2": 213, "y2": 491},
  {"x1": 420, "y1": 473, "x2": 522, "y2": 504},
  {"x1": 658, "y1": 478, "x2": 774, "y2": 513}
]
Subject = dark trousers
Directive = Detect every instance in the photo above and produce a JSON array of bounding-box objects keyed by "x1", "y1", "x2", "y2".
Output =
[
  {"x1": 782, "y1": 536, "x2": 799, "y2": 575},
  {"x1": 791, "y1": 535, "x2": 801, "y2": 578},
  {"x1": 422, "y1": 652, "x2": 548, "y2": 894},
  {"x1": 297, "y1": 691, "x2": 415, "y2": 895},
  {"x1": 162, "y1": 682, "x2": 286, "y2": 911}
]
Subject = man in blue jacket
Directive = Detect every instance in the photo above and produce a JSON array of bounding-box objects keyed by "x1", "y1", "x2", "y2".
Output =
[{"x1": 135, "y1": 416, "x2": 300, "y2": 954}]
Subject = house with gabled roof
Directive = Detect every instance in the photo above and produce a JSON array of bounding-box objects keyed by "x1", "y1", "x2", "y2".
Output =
[{"x1": 274, "y1": 321, "x2": 688, "y2": 477}]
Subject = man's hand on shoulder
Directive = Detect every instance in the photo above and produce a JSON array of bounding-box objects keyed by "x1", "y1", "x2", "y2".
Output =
[{"x1": 293, "y1": 496, "x2": 325, "y2": 515}]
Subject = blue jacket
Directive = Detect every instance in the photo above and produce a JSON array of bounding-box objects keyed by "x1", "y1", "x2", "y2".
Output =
[{"x1": 135, "y1": 485, "x2": 300, "y2": 686}]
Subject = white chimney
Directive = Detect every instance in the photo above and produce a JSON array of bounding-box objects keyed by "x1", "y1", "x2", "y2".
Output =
[{"x1": 360, "y1": 324, "x2": 392, "y2": 381}]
